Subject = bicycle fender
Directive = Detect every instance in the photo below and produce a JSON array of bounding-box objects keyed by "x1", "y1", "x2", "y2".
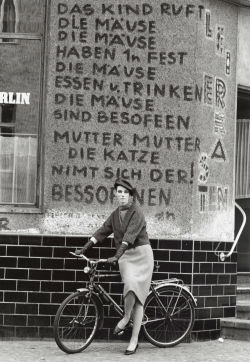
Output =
[
  {"x1": 153, "y1": 283, "x2": 197, "y2": 306},
  {"x1": 76, "y1": 288, "x2": 104, "y2": 328}
]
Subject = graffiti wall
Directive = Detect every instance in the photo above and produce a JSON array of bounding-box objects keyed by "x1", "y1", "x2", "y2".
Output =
[
  {"x1": 0, "y1": 0, "x2": 238, "y2": 240},
  {"x1": 191, "y1": 1, "x2": 237, "y2": 240}
]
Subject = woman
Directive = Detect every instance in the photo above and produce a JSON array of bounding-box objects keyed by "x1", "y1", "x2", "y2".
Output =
[{"x1": 76, "y1": 178, "x2": 154, "y2": 355}]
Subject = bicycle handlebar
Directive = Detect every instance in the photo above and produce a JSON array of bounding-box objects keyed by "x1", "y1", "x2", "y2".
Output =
[{"x1": 69, "y1": 252, "x2": 107, "y2": 264}]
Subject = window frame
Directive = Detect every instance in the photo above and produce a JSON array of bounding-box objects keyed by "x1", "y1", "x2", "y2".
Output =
[
  {"x1": 0, "y1": 8, "x2": 48, "y2": 214},
  {"x1": 235, "y1": 85, "x2": 250, "y2": 200}
]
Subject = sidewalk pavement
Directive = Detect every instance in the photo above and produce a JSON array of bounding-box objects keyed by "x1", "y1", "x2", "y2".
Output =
[{"x1": 0, "y1": 339, "x2": 250, "y2": 362}]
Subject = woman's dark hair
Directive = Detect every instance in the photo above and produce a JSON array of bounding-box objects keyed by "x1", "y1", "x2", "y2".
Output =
[{"x1": 114, "y1": 178, "x2": 135, "y2": 196}]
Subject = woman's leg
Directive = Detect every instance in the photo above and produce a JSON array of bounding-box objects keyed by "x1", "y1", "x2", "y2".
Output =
[
  {"x1": 116, "y1": 291, "x2": 136, "y2": 330},
  {"x1": 126, "y1": 301, "x2": 143, "y2": 351}
]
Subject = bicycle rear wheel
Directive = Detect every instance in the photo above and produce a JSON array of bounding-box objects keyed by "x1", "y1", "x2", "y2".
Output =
[
  {"x1": 54, "y1": 291, "x2": 99, "y2": 353},
  {"x1": 142, "y1": 285, "x2": 195, "y2": 347}
]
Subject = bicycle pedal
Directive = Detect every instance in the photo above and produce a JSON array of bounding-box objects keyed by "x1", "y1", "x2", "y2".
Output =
[{"x1": 117, "y1": 330, "x2": 124, "y2": 335}]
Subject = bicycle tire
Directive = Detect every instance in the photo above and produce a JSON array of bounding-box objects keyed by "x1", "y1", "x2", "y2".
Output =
[
  {"x1": 54, "y1": 291, "x2": 99, "y2": 354},
  {"x1": 142, "y1": 285, "x2": 195, "y2": 347}
]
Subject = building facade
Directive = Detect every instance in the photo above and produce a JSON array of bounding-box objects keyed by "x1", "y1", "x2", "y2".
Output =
[{"x1": 0, "y1": 0, "x2": 249, "y2": 340}]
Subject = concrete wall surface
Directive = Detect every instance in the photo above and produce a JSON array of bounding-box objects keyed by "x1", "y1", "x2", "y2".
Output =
[
  {"x1": 0, "y1": 0, "x2": 239, "y2": 242},
  {"x1": 237, "y1": 7, "x2": 250, "y2": 86}
]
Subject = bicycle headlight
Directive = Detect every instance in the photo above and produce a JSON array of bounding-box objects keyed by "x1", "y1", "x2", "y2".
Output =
[{"x1": 84, "y1": 266, "x2": 90, "y2": 274}]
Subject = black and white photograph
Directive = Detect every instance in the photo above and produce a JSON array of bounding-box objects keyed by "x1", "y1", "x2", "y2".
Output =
[{"x1": 0, "y1": 0, "x2": 249, "y2": 361}]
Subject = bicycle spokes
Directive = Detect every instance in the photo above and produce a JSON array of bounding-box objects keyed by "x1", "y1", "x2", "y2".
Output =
[
  {"x1": 54, "y1": 292, "x2": 99, "y2": 354},
  {"x1": 143, "y1": 285, "x2": 195, "y2": 347}
]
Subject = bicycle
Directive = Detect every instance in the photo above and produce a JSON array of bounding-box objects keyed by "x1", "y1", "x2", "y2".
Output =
[{"x1": 54, "y1": 252, "x2": 197, "y2": 354}]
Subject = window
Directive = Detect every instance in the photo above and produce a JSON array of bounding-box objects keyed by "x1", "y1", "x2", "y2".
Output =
[
  {"x1": 235, "y1": 87, "x2": 250, "y2": 199},
  {"x1": 0, "y1": 103, "x2": 16, "y2": 134},
  {"x1": 0, "y1": 0, "x2": 46, "y2": 210},
  {"x1": 0, "y1": 0, "x2": 19, "y2": 43}
]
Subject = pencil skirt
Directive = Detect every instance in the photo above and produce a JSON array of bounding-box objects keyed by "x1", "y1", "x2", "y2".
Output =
[{"x1": 118, "y1": 244, "x2": 154, "y2": 305}]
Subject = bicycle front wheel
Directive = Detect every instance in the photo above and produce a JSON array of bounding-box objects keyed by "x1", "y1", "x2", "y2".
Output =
[
  {"x1": 142, "y1": 285, "x2": 195, "y2": 347},
  {"x1": 54, "y1": 291, "x2": 99, "y2": 354}
]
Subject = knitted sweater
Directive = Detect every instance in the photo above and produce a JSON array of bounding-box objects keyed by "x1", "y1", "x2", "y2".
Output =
[{"x1": 93, "y1": 202, "x2": 150, "y2": 250}]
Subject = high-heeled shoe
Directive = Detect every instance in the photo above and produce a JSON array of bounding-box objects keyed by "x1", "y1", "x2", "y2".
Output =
[
  {"x1": 124, "y1": 344, "x2": 139, "y2": 355},
  {"x1": 113, "y1": 321, "x2": 128, "y2": 336}
]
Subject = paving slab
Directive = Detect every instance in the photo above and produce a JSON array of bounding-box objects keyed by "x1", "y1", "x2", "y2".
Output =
[{"x1": 0, "y1": 339, "x2": 250, "y2": 362}]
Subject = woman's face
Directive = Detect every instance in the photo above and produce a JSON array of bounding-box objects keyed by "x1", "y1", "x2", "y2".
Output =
[{"x1": 115, "y1": 185, "x2": 130, "y2": 206}]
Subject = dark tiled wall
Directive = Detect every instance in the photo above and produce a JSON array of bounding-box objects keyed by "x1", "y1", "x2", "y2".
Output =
[{"x1": 0, "y1": 235, "x2": 237, "y2": 340}]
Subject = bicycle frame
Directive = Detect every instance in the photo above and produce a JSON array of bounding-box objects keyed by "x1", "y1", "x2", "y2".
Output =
[
  {"x1": 76, "y1": 283, "x2": 124, "y2": 329},
  {"x1": 70, "y1": 252, "x2": 197, "y2": 329},
  {"x1": 71, "y1": 252, "x2": 125, "y2": 327}
]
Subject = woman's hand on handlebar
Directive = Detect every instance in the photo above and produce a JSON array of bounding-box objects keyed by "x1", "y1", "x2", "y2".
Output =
[
  {"x1": 75, "y1": 248, "x2": 84, "y2": 255},
  {"x1": 107, "y1": 256, "x2": 118, "y2": 265},
  {"x1": 75, "y1": 239, "x2": 94, "y2": 256}
]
